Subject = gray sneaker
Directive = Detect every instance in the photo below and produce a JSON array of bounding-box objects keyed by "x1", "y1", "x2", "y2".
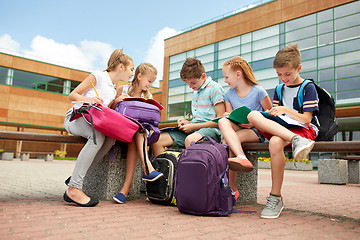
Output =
[
  {"x1": 291, "y1": 135, "x2": 315, "y2": 160},
  {"x1": 260, "y1": 195, "x2": 284, "y2": 219}
]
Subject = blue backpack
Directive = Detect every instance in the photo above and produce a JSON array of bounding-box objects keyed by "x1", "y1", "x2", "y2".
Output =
[{"x1": 275, "y1": 79, "x2": 338, "y2": 141}]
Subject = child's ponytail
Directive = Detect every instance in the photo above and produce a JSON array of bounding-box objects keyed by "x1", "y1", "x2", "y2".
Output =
[
  {"x1": 105, "y1": 49, "x2": 133, "y2": 72},
  {"x1": 128, "y1": 63, "x2": 157, "y2": 99},
  {"x1": 223, "y1": 56, "x2": 258, "y2": 86}
]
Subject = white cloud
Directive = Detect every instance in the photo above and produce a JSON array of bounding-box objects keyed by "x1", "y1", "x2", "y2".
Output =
[
  {"x1": 0, "y1": 34, "x2": 21, "y2": 54},
  {"x1": 22, "y1": 35, "x2": 112, "y2": 71},
  {"x1": 144, "y1": 27, "x2": 180, "y2": 88}
]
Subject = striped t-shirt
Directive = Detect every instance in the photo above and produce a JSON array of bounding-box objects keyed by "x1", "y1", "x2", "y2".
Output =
[{"x1": 191, "y1": 76, "x2": 225, "y2": 123}]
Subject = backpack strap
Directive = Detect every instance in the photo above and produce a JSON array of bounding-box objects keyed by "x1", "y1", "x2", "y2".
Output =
[
  {"x1": 296, "y1": 79, "x2": 313, "y2": 111},
  {"x1": 275, "y1": 83, "x2": 285, "y2": 105}
]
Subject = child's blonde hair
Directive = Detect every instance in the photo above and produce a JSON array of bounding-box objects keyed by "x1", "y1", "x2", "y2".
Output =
[
  {"x1": 180, "y1": 57, "x2": 205, "y2": 80},
  {"x1": 273, "y1": 43, "x2": 301, "y2": 69},
  {"x1": 128, "y1": 63, "x2": 157, "y2": 99},
  {"x1": 223, "y1": 56, "x2": 258, "y2": 86},
  {"x1": 105, "y1": 49, "x2": 133, "y2": 72}
]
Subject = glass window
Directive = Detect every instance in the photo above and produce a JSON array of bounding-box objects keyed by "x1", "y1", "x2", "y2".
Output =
[
  {"x1": 218, "y1": 46, "x2": 240, "y2": 60},
  {"x1": 301, "y1": 71, "x2": 317, "y2": 81},
  {"x1": 241, "y1": 33, "x2": 251, "y2": 43},
  {"x1": 169, "y1": 71, "x2": 181, "y2": 81},
  {"x1": 252, "y1": 46, "x2": 278, "y2": 62},
  {"x1": 318, "y1": 32, "x2": 334, "y2": 45},
  {"x1": 335, "y1": 25, "x2": 360, "y2": 42},
  {"x1": 252, "y1": 35, "x2": 279, "y2": 51},
  {"x1": 203, "y1": 62, "x2": 214, "y2": 71},
  {"x1": 318, "y1": 21, "x2": 333, "y2": 35},
  {"x1": 251, "y1": 58, "x2": 273, "y2": 71},
  {"x1": 70, "y1": 80, "x2": 80, "y2": 91},
  {"x1": 195, "y1": 44, "x2": 214, "y2": 56},
  {"x1": 335, "y1": 38, "x2": 360, "y2": 54},
  {"x1": 252, "y1": 25, "x2": 278, "y2": 41},
  {"x1": 13, "y1": 69, "x2": 37, "y2": 81},
  {"x1": 292, "y1": 37, "x2": 316, "y2": 50},
  {"x1": 318, "y1": 9, "x2": 333, "y2": 23},
  {"x1": 318, "y1": 45, "x2": 334, "y2": 58},
  {"x1": 169, "y1": 85, "x2": 185, "y2": 96},
  {"x1": 334, "y1": 1, "x2": 360, "y2": 18},
  {"x1": 169, "y1": 78, "x2": 184, "y2": 88},
  {"x1": 218, "y1": 36, "x2": 240, "y2": 50},
  {"x1": 335, "y1": 51, "x2": 360, "y2": 67},
  {"x1": 168, "y1": 102, "x2": 187, "y2": 120},
  {"x1": 169, "y1": 94, "x2": 185, "y2": 104},
  {"x1": 302, "y1": 59, "x2": 317, "y2": 72},
  {"x1": 170, "y1": 53, "x2": 186, "y2": 64},
  {"x1": 286, "y1": 25, "x2": 316, "y2": 43},
  {"x1": 241, "y1": 53, "x2": 251, "y2": 62},
  {"x1": 253, "y1": 68, "x2": 277, "y2": 81},
  {"x1": 0, "y1": 66, "x2": 8, "y2": 84},
  {"x1": 335, "y1": 13, "x2": 360, "y2": 31},
  {"x1": 197, "y1": 53, "x2": 214, "y2": 64},
  {"x1": 318, "y1": 56, "x2": 334, "y2": 69},
  {"x1": 301, "y1": 48, "x2": 317, "y2": 61},
  {"x1": 319, "y1": 68, "x2": 334, "y2": 82},
  {"x1": 258, "y1": 78, "x2": 278, "y2": 90},
  {"x1": 12, "y1": 78, "x2": 36, "y2": 89},
  {"x1": 285, "y1": 14, "x2": 316, "y2": 32},
  {"x1": 337, "y1": 89, "x2": 360, "y2": 101},
  {"x1": 241, "y1": 43, "x2": 251, "y2": 53},
  {"x1": 336, "y1": 77, "x2": 360, "y2": 91},
  {"x1": 169, "y1": 61, "x2": 183, "y2": 72},
  {"x1": 319, "y1": 80, "x2": 335, "y2": 93},
  {"x1": 336, "y1": 64, "x2": 360, "y2": 79}
]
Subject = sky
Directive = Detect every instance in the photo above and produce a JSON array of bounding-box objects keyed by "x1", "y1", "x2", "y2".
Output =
[{"x1": 0, "y1": 0, "x2": 263, "y2": 87}]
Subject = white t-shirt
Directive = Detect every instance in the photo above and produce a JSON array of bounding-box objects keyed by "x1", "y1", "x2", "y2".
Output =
[{"x1": 72, "y1": 71, "x2": 116, "y2": 109}]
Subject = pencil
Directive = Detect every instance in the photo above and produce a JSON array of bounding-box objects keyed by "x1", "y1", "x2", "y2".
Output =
[
  {"x1": 179, "y1": 113, "x2": 190, "y2": 126},
  {"x1": 90, "y1": 80, "x2": 99, "y2": 97}
]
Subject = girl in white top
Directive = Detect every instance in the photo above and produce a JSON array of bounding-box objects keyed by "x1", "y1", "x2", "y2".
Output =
[
  {"x1": 111, "y1": 63, "x2": 163, "y2": 204},
  {"x1": 63, "y1": 49, "x2": 134, "y2": 207}
]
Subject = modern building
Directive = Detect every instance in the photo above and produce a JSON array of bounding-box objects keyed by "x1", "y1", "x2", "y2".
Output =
[
  {"x1": 161, "y1": 0, "x2": 360, "y2": 141},
  {"x1": 0, "y1": 53, "x2": 162, "y2": 157}
]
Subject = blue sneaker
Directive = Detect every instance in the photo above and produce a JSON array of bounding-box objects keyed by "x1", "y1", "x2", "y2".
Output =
[
  {"x1": 113, "y1": 193, "x2": 128, "y2": 204},
  {"x1": 142, "y1": 171, "x2": 163, "y2": 182}
]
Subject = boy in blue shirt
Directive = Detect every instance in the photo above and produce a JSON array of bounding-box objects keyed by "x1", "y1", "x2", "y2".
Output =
[
  {"x1": 247, "y1": 44, "x2": 318, "y2": 219},
  {"x1": 151, "y1": 57, "x2": 225, "y2": 157}
]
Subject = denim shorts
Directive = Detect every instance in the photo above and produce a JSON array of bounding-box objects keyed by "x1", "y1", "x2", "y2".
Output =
[{"x1": 168, "y1": 127, "x2": 222, "y2": 148}]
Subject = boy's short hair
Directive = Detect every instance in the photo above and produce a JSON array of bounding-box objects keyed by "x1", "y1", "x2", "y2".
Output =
[
  {"x1": 180, "y1": 57, "x2": 205, "y2": 80},
  {"x1": 273, "y1": 43, "x2": 301, "y2": 69}
]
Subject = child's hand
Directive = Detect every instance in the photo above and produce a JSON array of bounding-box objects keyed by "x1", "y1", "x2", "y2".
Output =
[
  {"x1": 88, "y1": 96, "x2": 104, "y2": 105},
  {"x1": 239, "y1": 123, "x2": 253, "y2": 129},
  {"x1": 179, "y1": 123, "x2": 195, "y2": 133},
  {"x1": 268, "y1": 106, "x2": 287, "y2": 116},
  {"x1": 117, "y1": 94, "x2": 130, "y2": 102},
  {"x1": 223, "y1": 112, "x2": 230, "y2": 117},
  {"x1": 178, "y1": 119, "x2": 190, "y2": 126}
]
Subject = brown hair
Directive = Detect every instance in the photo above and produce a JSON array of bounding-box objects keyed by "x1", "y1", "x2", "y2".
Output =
[
  {"x1": 128, "y1": 63, "x2": 157, "y2": 99},
  {"x1": 180, "y1": 57, "x2": 205, "y2": 80},
  {"x1": 105, "y1": 49, "x2": 133, "y2": 72},
  {"x1": 223, "y1": 56, "x2": 258, "y2": 85},
  {"x1": 273, "y1": 43, "x2": 301, "y2": 69}
]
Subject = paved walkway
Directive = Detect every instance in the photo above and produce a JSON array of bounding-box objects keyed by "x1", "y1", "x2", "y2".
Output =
[{"x1": 0, "y1": 159, "x2": 359, "y2": 239}]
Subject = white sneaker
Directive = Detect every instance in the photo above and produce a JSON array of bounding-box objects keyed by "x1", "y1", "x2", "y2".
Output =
[
  {"x1": 260, "y1": 195, "x2": 284, "y2": 219},
  {"x1": 291, "y1": 135, "x2": 315, "y2": 160}
]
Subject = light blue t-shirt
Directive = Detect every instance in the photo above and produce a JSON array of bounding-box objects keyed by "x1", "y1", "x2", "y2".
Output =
[
  {"x1": 224, "y1": 84, "x2": 268, "y2": 111},
  {"x1": 191, "y1": 76, "x2": 225, "y2": 123}
]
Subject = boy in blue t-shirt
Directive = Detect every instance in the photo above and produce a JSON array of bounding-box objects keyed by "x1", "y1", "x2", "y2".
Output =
[
  {"x1": 151, "y1": 57, "x2": 225, "y2": 157},
  {"x1": 247, "y1": 43, "x2": 319, "y2": 219}
]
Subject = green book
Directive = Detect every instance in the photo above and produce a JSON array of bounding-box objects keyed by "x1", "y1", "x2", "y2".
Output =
[{"x1": 212, "y1": 106, "x2": 252, "y2": 125}]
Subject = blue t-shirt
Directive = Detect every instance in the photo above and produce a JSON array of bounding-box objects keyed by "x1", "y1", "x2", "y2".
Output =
[
  {"x1": 273, "y1": 82, "x2": 319, "y2": 114},
  {"x1": 224, "y1": 84, "x2": 268, "y2": 111}
]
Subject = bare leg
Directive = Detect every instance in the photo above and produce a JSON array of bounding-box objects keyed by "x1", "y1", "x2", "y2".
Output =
[
  {"x1": 247, "y1": 111, "x2": 295, "y2": 141},
  {"x1": 150, "y1": 132, "x2": 174, "y2": 157},
  {"x1": 119, "y1": 140, "x2": 139, "y2": 197},
  {"x1": 134, "y1": 132, "x2": 155, "y2": 174},
  {"x1": 184, "y1": 132, "x2": 203, "y2": 148},
  {"x1": 268, "y1": 136, "x2": 288, "y2": 195}
]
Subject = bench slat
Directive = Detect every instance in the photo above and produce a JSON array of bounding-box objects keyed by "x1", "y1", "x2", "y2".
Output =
[
  {"x1": 242, "y1": 141, "x2": 360, "y2": 153},
  {"x1": 0, "y1": 131, "x2": 86, "y2": 144}
]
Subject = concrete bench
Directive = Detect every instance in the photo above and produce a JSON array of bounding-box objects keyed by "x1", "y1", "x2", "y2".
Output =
[
  {"x1": 319, "y1": 155, "x2": 360, "y2": 184},
  {"x1": 236, "y1": 141, "x2": 360, "y2": 204},
  {"x1": 20, "y1": 151, "x2": 55, "y2": 161}
]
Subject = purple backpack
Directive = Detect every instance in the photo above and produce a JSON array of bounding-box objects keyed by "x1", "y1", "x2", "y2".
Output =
[
  {"x1": 115, "y1": 100, "x2": 161, "y2": 145},
  {"x1": 175, "y1": 137, "x2": 235, "y2": 216}
]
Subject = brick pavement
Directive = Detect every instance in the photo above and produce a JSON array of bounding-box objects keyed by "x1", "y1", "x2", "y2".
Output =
[{"x1": 0, "y1": 159, "x2": 359, "y2": 240}]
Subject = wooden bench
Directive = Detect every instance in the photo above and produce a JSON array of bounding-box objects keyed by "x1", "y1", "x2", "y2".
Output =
[{"x1": 0, "y1": 131, "x2": 86, "y2": 160}]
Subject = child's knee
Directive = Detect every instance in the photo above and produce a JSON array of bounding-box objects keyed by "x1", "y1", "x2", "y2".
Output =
[
  {"x1": 247, "y1": 111, "x2": 262, "y2": 123},
  {"x1": 184, "y1": 133, "x2": 201, "y2": 147},
  {"x1": 218, "y1": 117, "x2": 229, "y2": 128}
]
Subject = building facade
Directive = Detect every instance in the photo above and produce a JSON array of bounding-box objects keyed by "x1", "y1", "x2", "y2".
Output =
[{"x1": 162, "y1": 0, "x2": 360, "y2": 140}]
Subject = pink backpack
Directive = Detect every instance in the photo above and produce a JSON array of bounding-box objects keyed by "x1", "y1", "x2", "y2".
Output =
[{"x1": 70, "y1": 103, "x2": 143, "y2": 144}]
